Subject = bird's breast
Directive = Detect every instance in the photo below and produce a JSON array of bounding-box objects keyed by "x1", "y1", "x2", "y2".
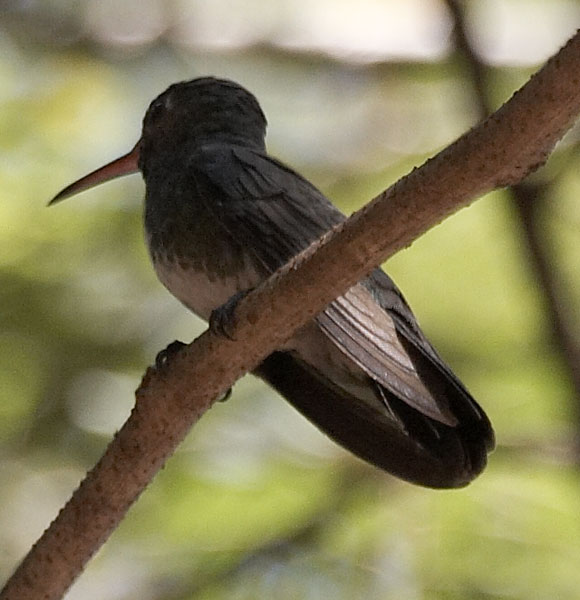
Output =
[{"x1": 151, "y1": 253, "x2": 264, "y2": 321}]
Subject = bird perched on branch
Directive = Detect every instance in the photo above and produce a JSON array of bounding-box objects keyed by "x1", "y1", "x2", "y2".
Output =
[{"x1": 51, "y1": 77, "x2": 494, "y2": 488}]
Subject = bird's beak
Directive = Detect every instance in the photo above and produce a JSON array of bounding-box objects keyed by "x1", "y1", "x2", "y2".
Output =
[{"x1": 49, "y1": 140, "x2": 142, "y2": 205}]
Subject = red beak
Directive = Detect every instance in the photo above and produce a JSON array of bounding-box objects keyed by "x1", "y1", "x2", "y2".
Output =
[{"x1": 49, "y1": 141, "x2": 141, "y2": 205}]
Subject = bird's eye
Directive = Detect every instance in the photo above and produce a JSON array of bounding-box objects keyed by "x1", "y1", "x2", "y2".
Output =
[{"x1": 147, "y1": 99, "x2": 167, "y2": 125}]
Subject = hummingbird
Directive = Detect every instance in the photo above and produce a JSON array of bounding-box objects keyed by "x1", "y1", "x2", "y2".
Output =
[{"x1": 50, "y1": 77, "x2": 494, "y2": 488}]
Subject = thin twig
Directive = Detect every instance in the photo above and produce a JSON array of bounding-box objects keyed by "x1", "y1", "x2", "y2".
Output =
[
  {"x1": 511, "y1": 184, "x2": 580, "y2": 428},
  {"x1": 446, "y1": 0, "x2": 580, "y2": 454}
]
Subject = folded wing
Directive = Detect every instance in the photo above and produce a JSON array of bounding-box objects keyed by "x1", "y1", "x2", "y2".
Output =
[{"x1": 192, "y1": 144, "x2": 494, "y2": 486}]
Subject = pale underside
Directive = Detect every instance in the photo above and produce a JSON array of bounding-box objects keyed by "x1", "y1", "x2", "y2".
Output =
[{"x1": 151, "y1": 252, "x2": 456, "y2": 427}]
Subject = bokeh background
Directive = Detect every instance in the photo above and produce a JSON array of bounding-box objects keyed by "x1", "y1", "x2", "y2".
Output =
[{"x1": 2, "y1": 1, "x2": 580, "y2": 598}]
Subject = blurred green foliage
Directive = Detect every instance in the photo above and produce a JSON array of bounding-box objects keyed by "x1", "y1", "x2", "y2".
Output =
[{"x1": 1, "y1": 1, "x2": 580, "y2": 599}]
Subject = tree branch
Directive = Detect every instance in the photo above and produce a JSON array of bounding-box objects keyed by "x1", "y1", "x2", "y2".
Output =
[
  {"x1": 446, "y1": 0, "x2": 580, "y2": 454},
  {"x1": 511, "y1": 184, "x2": 580, "y2": 444},
  {"x1": 2, "y1": 29, "x2": 580, "y2": 600}
]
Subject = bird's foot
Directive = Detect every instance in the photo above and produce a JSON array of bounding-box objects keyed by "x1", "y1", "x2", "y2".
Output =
[
  {"x1": 155, "y1": 340, "x2": 186, "y2": 371},
  {"x1": 209, "y1": 289, "x2": 252, "y2": 341},
  {"x1": 217, "y1": 387, "x2": 233, "y2": 402},
  {"x1": 152, "y1": 339, "x2": 231, "y2": 401}
]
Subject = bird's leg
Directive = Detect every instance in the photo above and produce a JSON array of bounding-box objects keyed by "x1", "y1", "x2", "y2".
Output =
[
  {"x1": 153, "y1": 340, "x2": 232, "y2": 401},
  {"x1": 217, "y1": 387, "x2": 232, "y2": 402},
  {"x1": 209, "y1": 288, "x2": 253, "y2": 341},
  {"x1": 154, "y1": 340, "x2": 187, "y2": 371}
]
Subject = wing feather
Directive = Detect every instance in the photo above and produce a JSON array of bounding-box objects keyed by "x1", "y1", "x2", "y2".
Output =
[
  {"x1": 188, "y1": 143, "x2": 495, "y2": 481},
  {"x1": 316, "y1": 284, "x2": 459, "y2": 425}
]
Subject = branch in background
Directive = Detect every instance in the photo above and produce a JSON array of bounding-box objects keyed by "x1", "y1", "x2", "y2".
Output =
[
  {"x1": 511, "y1": 184, "x2": 580, "y2": 419},
  {"x1": 2, "y1": 29, "x2": 580, "y2": 600},
  {"x1": 445, "y1": 0, "x2": 490, "y2": 116},
  {"x1": 446, "y1": 0, "x2": 580, "y2": 454},
  {"x1": 156, "y1": 465, "x2": 376, "y2": 600}
]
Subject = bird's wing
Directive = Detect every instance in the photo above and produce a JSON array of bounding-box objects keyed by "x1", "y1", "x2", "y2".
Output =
[
  {"x1": 189, "y1": 143, "x2": 345, "y2": 271},
  {"x1": 191, "y1": 144, "x2": 494, "y2": 479},
  {"x1": 316, "y1": 283, "x2": 460, "y2": 425},
  {"x1": 317, "y1": 271, "x2": 493, "y2": 437}
]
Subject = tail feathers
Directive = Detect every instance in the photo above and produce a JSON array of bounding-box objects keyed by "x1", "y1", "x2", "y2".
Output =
[{"x1": 254, "y1": 351, "x2": 492, "y2": 489}]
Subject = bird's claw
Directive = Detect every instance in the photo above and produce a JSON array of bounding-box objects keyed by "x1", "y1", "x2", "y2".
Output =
[
  {"x1": 209, "y1": 289, "x2": 252, "y2": 341},
  {"x1": 153, "y1": 340, "x2": 231, "y2": 401},
  {"x1": 218, "y1": 387, "x2": 233, "y2": 402},
  {"x1": 155, "y1": 340, "x2": 186, "y2": 371}
]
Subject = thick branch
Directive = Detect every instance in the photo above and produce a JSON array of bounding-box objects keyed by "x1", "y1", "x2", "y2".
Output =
[{"x1": 2, "y1": 30, "x2": 580, "y2": 600}]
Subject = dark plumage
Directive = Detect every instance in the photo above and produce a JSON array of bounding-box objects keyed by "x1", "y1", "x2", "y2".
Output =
[{"x1": 52, "y1": 77, "x2": 494, "y2": 488}]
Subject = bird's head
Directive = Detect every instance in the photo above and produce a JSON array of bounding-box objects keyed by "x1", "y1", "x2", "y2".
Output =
[{"x1": 49, "y1": 77, "x2": 267, "y2": 204}]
